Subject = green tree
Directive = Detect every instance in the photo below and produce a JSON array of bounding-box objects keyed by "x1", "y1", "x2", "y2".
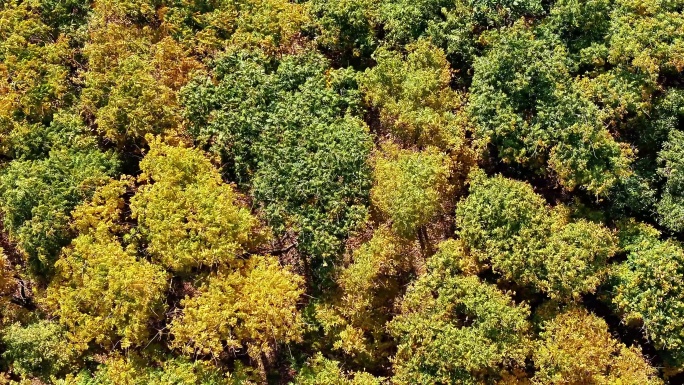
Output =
[
  {"x1": 378, "y1": 0, "x2": 543, "y2": 64},
  {"x1": 389, "y1": 244, "x2": 530, "y2": 384},
  {"x1": 294, "y1": 353, "x2": 383, "y2": 385},
  {"x1": 456, "y1": 172, "x2": 617, "y2": 299},
  {"x1": 183, "y1": 50, "x2": 373, "y2": 276},
  {"x1": 309, "y1": 0, "x2": 379, "y2": 60},
  {"x1": 1, "y1": 320, "x2": 76, "y2": 381},
  {"x1": 657, "y1": 129, "x2": 684, "y2": 232},
  {"x1": 468, "y1": 22, "x2": 632, "y2": 195},
  {"x1": 612, "y1": 223, "x2": 684, "y2": 367},
  {"x1": 0, "y1": 148, "x2": 119, "y2": 277}
]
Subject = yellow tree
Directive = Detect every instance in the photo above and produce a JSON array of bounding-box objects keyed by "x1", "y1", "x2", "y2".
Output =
[
  {"x1": 361, "y1": 39, "x2": 469, "y2": 152},
  {"x1": 170, "y1": 256, "x2": 304, "y2": 379},
  {"x1": 315, "y1": 226, "x2": 412, "y2": 364},
  {"x1": 44, "y1": 229, "x2": 168, "y2": 350},
  {"x1": 533, "y1": 308, "x2": 662, "y2": 384},
  {"x1": 131, "y1": 138, "x2": 262, "y2": 273},
  {"x1": 0, "y1": 1, "x2": 70, "y2": 130},
  {"x1": 371, "y1": 144, "x2": 452, "y2": 240}
]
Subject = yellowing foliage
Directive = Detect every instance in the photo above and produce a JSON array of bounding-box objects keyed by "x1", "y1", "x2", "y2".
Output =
[
  {"x1": 315, "y1": 227, "x2": 412, "y2": 363},
  {"x1": 533, "y1": 308, "x2": 662, "y2": 385},
  {"x1": 45, "y1": 234, "x2": 168, "y2": 350},
  {"x1": 0, "y1": 1, "x2": 71, "y2": 124},
  {"x1": 170, "y1": 256, "x2": 304, "y2": 361},
  {"x1": 131, "y1": 138, "x2": 261, "y2": 273},
  {"x1": 371, "y1": 145, "x2": 452, "y2": 238}
]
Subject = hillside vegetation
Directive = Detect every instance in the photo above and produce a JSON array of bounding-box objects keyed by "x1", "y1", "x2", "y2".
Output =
[{"x1": 0, "y1": 0, "x2": 683, "y2": 383}]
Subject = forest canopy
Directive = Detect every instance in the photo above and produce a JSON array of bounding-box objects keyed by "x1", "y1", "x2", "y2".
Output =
[{"x1": 0, "y1": 0, "x2": 683, "y2": 383}]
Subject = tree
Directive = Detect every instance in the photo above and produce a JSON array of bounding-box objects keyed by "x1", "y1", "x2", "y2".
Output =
[
  {"x1": 0, "y1": 148, "x2": 119, "y2": 278},
  {"x1": 309, "y1": 0, "x2": 379, "y2": 60},
  {"x1": 456, "y1": 172, "x2": 617, "y2": 299},
  {"x1": 389, "y1": 245, "x2": 530, "y2": 384},
  {"x1": 371, "y1": 145, "x2": 452, "y2": 238},
  {"x1": 182, "y1": 51, "x2": 373, "y2": 274},
  {"x1": 170, "y1": 256, "x2": 304, "y2": 372},
  {"x1": 657, "y1": 129, "x2": 684, "y2": 233},
  {"x1": 533, "y1": 308, "x2": 662, "y2": 385},
  {"x1": 0, "y1": 1, "x2": 71, "y2": 126},
  {"x1": 1, "y1": 320, "x2": 76, "y2": 381},
  {"x1": 612, "y1": 223, "x2": 684, "y2": 367},
  {"x1": 607, "y1": 0, "x2": 684, "y2": 83},
  {"x1": 44, "y1": 233, "x2": 168, "y2": 350},
  {"x1": 378, "y1": 0, "x2": 543, "y2": 65},
  {"x1": 468, "y1": 22, "x2": 632, "y2": 195},
  {"x1": 79, "y1": 13, "x2": 201, "y2": 146},
  {"x1": 294, "y1": 353, "x2": 383, "y2": 385},
  {"x1": 314, "y1": 226, "x2": 412, "y2": 364},
  {"x1": 67, "y1": 354, "x2": 233, "y2": 385},
  {"x1": 131, "y1": 138, "x2": 261, "y2": 273},
  {"x1": 361, "y1": 40, "x2": 469, "y2": 151}
]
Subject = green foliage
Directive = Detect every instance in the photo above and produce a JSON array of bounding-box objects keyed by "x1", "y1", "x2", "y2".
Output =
[
  {"x1": 541, "y1": 0, "x2": 613, "y2": 56},
  {"x1": 533, "y1": 308, "x2": 662, "y2": 385},
  {"x1": 612, "y1": 224, "x2": 684, "y2": 367},
  {"x1": 170, "y1": 256, "x2": 304, "y2": 361},
  {"x1": 371, "y1": 145, "x2": 451, "y2": 237},
  {"x1": 27, "y1": 0, "x2": 91, "y2": 33},
  {"x1": 0, "y1": 148, "x2": 119, "y2": 277},
  {"x1": 309, "y1": 0, "x2": 379, "y2": 59},
  {"x1": 389, "y1": 246, "x2": 530, "y2": 384},
  {"x1": 658, "y1": 129, "x2": 684, "y2": 232},
  {"x1": 378, "y1": 0, "x2": 543, "y2": 63},
  {"x1": 4, "y1": 112, "x2": 96, "y2": 161},
  {"x1": 1, "y1": 320, "x2": 75, "y2": 380},
  {"x1": 183, "y1": 50, "x2": 373, "y2": 270},
  {"x1": 131, "y1": 138, "x2": 260, "y2": 273},
  {"x1": 456, "y1": 172, "x2": 618, "y2": 299},
  {"x1": 469, "y1": 22, "x2": 632, "y2": 195},
  {"x1": 294, "y1": 353, "x2": 383, "y2": 385}
]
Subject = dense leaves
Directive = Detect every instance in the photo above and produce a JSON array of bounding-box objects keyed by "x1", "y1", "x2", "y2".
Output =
[
  {"x1": 1, "y1": 0, "x2": 683, "y2": 382},
  {"x1": 131, "y1": 138, "x2": 260, "y2": 273},
  {"x1": 170, "y1": 256, "x2": 304, "y2": 364},
  {"x1": 613, "y1": 223, "x2": 684, "y2": 367},
  {"x1": 371, "y1": 145, "x2": 451, "y2": 237},
  {"x1": 389, "y1": 245, "x2": 530, "y2": 384},
  {"x1": 533, "y1": 308, "x2": 662, "y2": 384},
  {"x1": 45, "y1": 233, "x2": 168, "y2": 350},
  {"x1": 0, "y1": 147, "x2": 119, "y2": 277},
  {"x1": 183, "y1": 50, "x2": 373, "y2": 272},
  {"x1": 456, "y1": 172, "x2": 618, "y2": 299}
]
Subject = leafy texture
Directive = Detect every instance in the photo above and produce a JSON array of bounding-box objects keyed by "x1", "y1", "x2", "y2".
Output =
[
  {"x1": 456, "y1": 172, "x2": 617, "y2": 299},
  {"x1": 389, "y1": 247, "x2": 530, "y2": 384}
]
